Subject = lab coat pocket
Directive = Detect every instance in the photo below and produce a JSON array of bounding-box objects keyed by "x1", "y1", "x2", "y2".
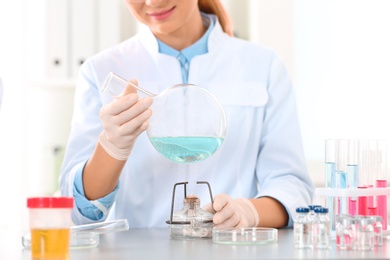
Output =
[
  {"x1": 207, "y1": 82, "x2": 268, "y2": 153},
  {"x1": 209, "y1": 82, "x2": 268, "y2": 107}
]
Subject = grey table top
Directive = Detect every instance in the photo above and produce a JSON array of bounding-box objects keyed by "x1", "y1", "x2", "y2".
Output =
[{"x1": 2, "y1": 227, "x2": 390, "y2": 259}]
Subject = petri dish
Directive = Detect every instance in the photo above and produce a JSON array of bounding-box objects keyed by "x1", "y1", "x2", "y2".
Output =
[
  {"x1": 212, "y1": 227, "x2": 278, "y2": 245},
  {"x1": 22, "y1": 230, "x2": 100, "y2": 249},
  {"x1": 22, "y1": 219, "x2": 129, "y2": 249}
]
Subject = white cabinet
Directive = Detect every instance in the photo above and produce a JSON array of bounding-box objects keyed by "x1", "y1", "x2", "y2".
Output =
[
  {"x1": 46, "y1": 0, "x2": 69, "y2": 78},
  {"x1": 28, "y1": 0, "x2": 136, "y2": 81}
]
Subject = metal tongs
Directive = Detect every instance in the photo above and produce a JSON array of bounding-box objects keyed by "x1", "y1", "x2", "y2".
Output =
[{"x1": 22, "y1": 219, "x2": 129, "y2": 249}]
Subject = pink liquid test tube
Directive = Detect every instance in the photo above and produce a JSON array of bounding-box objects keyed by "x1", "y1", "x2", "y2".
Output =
[
  {"x1": 377, "y1": 180, "x2": 387, "y2": 230},
  {"x1": 358, "y1": 186, "x2": 368, "y2": 216},
  {"x1": 367, "y1": 206, "x2": 378, "y2": 216},
  {"x1": 348, "y1": 199, "x2": 357, "y2": 216},
  {"x1": 375, "y1": 139, "x2": 387, "y2": 230},
  {"x1": 357, "y1": 139, "x2": 370, "y2": 216},
  {"x1": 347, "y1": 139, "x2": 359, "y2": 216},
  {"x1": 367, "y1": 184, "x2": 375, "y2": 209},
  {"x1": 367, "y1": 140, "x2": 380, "y2": 211}
]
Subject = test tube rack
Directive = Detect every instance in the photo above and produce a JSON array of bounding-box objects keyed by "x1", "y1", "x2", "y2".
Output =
[
  {"x1": 314, "y1": 186, "x2": 390, "y2": 237},
  {"x1": 316, "y1": 138, "x2": 390, "y2": 240}
]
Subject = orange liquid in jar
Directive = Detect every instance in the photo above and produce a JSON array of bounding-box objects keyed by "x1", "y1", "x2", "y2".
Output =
[{"x1": 31, "y1": 228, "x2": 70, "y2": 260}]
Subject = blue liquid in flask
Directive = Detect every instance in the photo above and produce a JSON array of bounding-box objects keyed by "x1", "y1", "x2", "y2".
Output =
[{"x1": 149, "y1": 136, "x2": 224, "y2": 163}]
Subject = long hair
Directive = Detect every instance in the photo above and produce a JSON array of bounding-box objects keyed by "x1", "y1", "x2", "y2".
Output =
[{"x1": 198, "y1": 0, "x2": 234, "y2": 36}]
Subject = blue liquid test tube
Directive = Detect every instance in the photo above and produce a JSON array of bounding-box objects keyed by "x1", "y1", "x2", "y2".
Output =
[
  {"x1": 336, "y1": 139, "x2": 348, "y2": 215},
  {"x1": 325, "y1": 139, "x2": 337, "y2": 232}
]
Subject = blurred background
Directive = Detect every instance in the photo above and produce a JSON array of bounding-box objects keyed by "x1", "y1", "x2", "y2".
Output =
[{"x1": 1, "y1": 0, "x2": 390, "y2": 232}]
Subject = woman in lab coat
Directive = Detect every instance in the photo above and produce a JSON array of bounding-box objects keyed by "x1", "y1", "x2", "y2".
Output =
[{"x1": 60, "y1": 0, "x2": 314, "y2": 228}]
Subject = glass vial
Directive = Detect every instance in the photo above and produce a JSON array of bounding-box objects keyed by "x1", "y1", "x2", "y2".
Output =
[
  {"x1": 368, "y1": 215, "x2": 383, "y2": 247},
  {"x1": 294, "y1": 207, "x2": 312, "y2": 249},
  {"x1": 308, "y1": 205, "x2": 321, "y2": 221},
  {"x1": 336, "y1": 214, "x2": 356, "y2": 250},
  {"x1": 356, "y1": 215, "x2": 375, "y2": 250},
  {"x1": 313, "y1": 207, "x2": 331, "y2": 249}
]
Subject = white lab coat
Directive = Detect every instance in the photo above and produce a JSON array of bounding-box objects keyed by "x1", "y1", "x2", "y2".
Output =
[{"x1": 60, "y1": 19, "x2": 314, "y2": 228}]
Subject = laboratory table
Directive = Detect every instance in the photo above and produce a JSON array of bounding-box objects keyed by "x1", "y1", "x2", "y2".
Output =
[{"x1": 2, "y1": 228, "x2": 390, "y2": 259}]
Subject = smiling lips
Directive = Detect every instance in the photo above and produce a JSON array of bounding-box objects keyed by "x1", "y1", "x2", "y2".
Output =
[{"x1": 148, "y1": 6, "x2": 175, "y2": 21}]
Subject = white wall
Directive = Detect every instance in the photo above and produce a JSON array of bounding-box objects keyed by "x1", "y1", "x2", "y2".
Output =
[
  {"x1": 0, "y1": 0, "x2": 29, "y2": 232},
  {"x1": 294, "y1": 0, "x2": 390, "y2": 185},
  {"x1": 224, "y1": 0, "x2": 390, "y2": 186}
]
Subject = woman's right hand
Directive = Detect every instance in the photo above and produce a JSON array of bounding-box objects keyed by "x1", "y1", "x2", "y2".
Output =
[{"x1": 98, "y1": 79, "x2": 153, "y2": 160}]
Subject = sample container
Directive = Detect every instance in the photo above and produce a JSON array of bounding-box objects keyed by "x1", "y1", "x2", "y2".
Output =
[
  {"x1": 293, "y1": 207, "x2": 312, "y2": 249},
  {"x1": 312, "y1": 207, "x2": 331, "y2": 250},
  {"x1": 356, "y1": 215, "x2": 375, "y2": 251},
  {"x1": 336, "y1": 214, "x2": 356, "y2": 250},
  {"x1": 27, "y1": 197, "x2": 74, "y2": 260}
]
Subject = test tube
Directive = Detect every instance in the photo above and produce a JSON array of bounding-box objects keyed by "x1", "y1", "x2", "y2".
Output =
[
  {"x1": 347, "y1": 139, "x2": 359, "y2": 216},
  {"x1": 376, "y1": 139, "x2": 387, "y2": 230},
  {"x1": 325, "y1": 139, "x2": 337, "y2": 231},
  {"x1": 358, "y1": 139, "x2": 369, "y2": 216},
  {"x1": 358, "y1": 139, "x2": 369, "y2": 186},
  {"x1": 336, "y1": 139, "x2": 348, "y2": 215},
  {"x1": 367, "y1": 140, "x2": 378, "y2": 210},
  {"x1": 325, "y1": 139, "x2": 337, "y2": 189}
]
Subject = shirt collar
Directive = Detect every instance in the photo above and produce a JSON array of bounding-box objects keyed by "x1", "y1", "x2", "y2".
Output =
[
  {"x1": 157, "y1": 13, "x2": 215, "y2": 62},
  {"x1": 138, "y1": 13, "x2": 227, "y2": 57}
]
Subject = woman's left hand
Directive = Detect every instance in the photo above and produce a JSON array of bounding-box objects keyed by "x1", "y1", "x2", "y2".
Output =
[{"x1": 203, "y1": 194, "x2": 259, "y2": 229}]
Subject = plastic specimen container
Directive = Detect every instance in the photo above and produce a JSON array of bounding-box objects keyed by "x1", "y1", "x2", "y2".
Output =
[{"x1": 27, "y1": 197, "x2": 74, "y2": 259}]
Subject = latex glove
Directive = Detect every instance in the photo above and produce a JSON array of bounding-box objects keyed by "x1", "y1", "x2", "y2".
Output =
[
  {"x1": 204, "y1": 194, "x2": 260, "y2": 229},
  {"x1": 99, "y1": 80, "x2": 153, "y2": 160}
]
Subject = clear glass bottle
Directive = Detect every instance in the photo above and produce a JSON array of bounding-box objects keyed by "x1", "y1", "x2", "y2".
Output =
[
  {"x1": 356, "y1": 215, "x2": 375, "y2": 250},
  {"x1": 335, "y1": 214, "x2": 356, "y2": 250},
  {"x1": 313, "y1": 207, "x2": 331, "y2": 249},
  {"x1": 308, "y1": 205, "x2": 321, "y2": 214},
  {"x1": 294, "y1": 207, "x2": 312, "y2": 249},
  {"x1": 372, "y1": 216, "x2": 383, "y2": 247},
  {"x1": 167, "y1": 195, "x2": 214, "y2": 239},
  {"x1": 308, "y1": 205, "x2": 321, "y2": 222}
]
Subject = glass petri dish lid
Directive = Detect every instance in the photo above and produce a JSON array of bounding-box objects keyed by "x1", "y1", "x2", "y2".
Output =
[
  {"x1": 212, "y1": 227, "x2": 278, "y2": 245},
  {"x1": 22, "y1": 219, "x2": 129, "y2": 249}
]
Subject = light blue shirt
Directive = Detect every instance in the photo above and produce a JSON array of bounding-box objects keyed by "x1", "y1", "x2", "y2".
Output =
[
  {"x1": 73, "y1": 14, "x2": 215, "y2": 220},
  {"x1": 157, "y1": 14, "x2": 213, "y2": 83}
]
